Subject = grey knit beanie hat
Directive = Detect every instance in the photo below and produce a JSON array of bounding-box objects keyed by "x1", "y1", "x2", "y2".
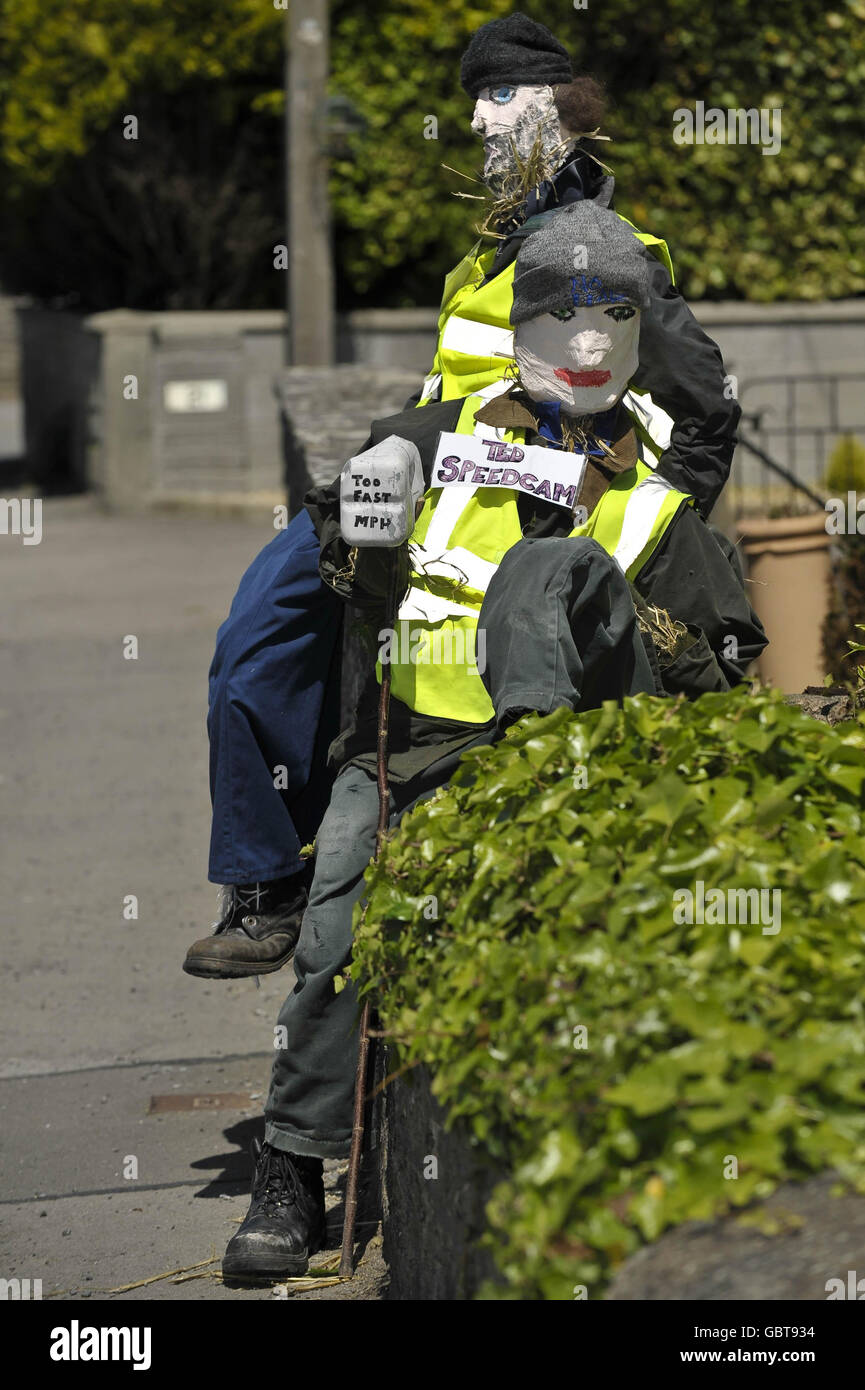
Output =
[
  {"x1": 510, "y1": 202, "x2": 650, "y2": 325},
  {"x1": 460, "y1": 13, "x2": 573, "y2": 100}
]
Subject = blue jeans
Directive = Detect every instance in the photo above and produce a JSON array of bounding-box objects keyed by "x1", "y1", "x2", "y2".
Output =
[{"x1": 207, "y1": 511, "x2": 342, "y2": 884}]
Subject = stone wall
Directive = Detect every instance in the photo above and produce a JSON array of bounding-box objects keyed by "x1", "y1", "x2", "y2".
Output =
[
  {"x1": 693, "y1": 299, "x2": 865, "y2": 512},
  {"x1": 379, "y1": 1061, "x2": 502, "y2": 1300},
  {"x1": 0, "y1": 294, "x2": 22, "y2": 399},
  {"x1": 378, "y1": 1062, "x2": 865, "y2": 1300},
  {"x1": 13, "y1": 297, "x2": 865, "y2": 511},
  {"x1": 607, "y1": 1172, "x2": 865, "y2": 1301},
  {"x1": 15, "y1": 306, "x2": 436, "y2": 508},
  {"x1": 275, "y1": 364, "x2": 421, "y2": 513}
]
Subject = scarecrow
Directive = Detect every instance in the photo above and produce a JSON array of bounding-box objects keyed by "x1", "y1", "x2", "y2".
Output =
[
  {"x1": 221, "y1": 201, "x2": 766, "y2": 1281},
  {"x1": 184, "y1": 13, "x2": 741, "y2": 989}
]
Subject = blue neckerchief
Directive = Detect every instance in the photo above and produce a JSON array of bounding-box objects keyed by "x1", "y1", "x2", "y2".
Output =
[
  {"x1": 532, "y1": 399, "x2": 566, "y2": 445},
  {"x1": 532, "y1": 400, "x2": 620, "y2": 457}
]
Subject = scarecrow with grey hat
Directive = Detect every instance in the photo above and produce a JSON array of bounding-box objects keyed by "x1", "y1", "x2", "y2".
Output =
[{"x1": 220, "y1": 200, "x2": 766, "y2": 1283}]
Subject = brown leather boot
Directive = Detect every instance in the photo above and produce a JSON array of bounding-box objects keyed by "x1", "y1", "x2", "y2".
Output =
[{"x1": 182, "y1": 874, "x2": 308, "y2": 980}]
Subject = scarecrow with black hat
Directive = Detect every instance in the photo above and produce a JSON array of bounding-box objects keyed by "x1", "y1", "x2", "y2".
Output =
[{"x1": 184, "y1": 14, "x2": 741, "y2": 995}]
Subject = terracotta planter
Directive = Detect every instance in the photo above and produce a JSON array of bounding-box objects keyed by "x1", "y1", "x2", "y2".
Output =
[{"x1": 736, "y1": 512, "x2": 831, "y2": 692}]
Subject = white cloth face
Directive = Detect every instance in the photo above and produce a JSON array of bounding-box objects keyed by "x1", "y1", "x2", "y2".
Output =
[
  {"x1": 471, "y1": 84, "x2": 564, "y2": 185},
  {"x1": 514, "y1": 304, "x2": 642, "y2": 414}
]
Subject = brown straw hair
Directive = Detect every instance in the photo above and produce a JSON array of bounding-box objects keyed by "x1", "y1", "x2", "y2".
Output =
[{"x1": 553, "y1": 76, "x2": 607, "y2": 139}]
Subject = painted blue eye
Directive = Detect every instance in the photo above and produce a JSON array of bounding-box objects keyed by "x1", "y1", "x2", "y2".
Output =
[{"x1": 491, "y1": 86, "x2": 516, "y2": 105}]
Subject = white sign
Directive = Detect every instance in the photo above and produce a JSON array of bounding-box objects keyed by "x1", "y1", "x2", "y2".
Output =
[
  {"x1": 432, "y1": 431, "x2": 587, "y2": 511},
  {"x1": 163, "y1": 380, "x2": 228, "y2": 413}
]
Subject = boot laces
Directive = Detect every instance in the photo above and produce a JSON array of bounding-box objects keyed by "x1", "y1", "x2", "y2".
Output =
[
  {"x1": 253, "y1": 1145, "x2": 301, "y2": 1214},
  {"x1": 212, "y1": 883, "x2": 266, "y2": 931}
]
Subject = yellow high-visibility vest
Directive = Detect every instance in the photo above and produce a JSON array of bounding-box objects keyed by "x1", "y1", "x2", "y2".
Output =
[{"x1": 384, "y1": 393, "x2": 691, "y2": 722}]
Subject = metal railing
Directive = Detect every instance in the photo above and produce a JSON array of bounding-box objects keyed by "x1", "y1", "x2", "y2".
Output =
[{"x1": 733, "y1": 373, "x2": 865, "y2": 515}]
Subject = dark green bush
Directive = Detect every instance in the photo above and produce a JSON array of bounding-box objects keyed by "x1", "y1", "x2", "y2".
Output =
[
  {"x1": 824, "y1": 436, "x2": 865, "y2": 497},
  {"x1": 353, "y1": 686, "x2": 865, "y2": 1299},
  {"x1": 330, "y1": 0, "x2": 865, "y2": 306},
  {"x1": 2, "y1": 1, "x2": 863, "y2": 308}
]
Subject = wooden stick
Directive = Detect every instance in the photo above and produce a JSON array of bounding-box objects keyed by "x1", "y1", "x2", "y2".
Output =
[
  {"x1": 339, "y1": 998, "x2": 371, "y2": 1278},
  {"x1": 339, "y1": 558, "x2": 399, "y2": 1278}
]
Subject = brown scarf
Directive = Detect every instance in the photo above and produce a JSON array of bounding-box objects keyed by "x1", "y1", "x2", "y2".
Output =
[{"x1": 472, "y1": 389, "x2": 638, "y2": 518}]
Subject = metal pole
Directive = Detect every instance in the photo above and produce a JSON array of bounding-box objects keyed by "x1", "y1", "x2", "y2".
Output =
[
  {"x1": 738, "y1": 432, "x2": 826, "y2": 511},
  {"x1": 286, "y1": 0, "x2": 335, "y2": 365}
]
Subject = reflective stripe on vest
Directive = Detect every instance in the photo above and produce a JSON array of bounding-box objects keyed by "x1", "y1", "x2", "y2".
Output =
[
  {"x1": 622, "y1": 388, "x2": 674, "y2": 455},
  {"x1": 440, "y1": 314, "x2": 514, "y2": 362},
  {"x1": 385, "y1": 395, "x2": 691, "y2": 721},
  {"x1": 418, "y1": 371, "x2": 442, "y2": 405},
  {"x1": 387, "y1": 395, "x2": 519, "y2": 721},
  {"x1": 570, "y1": 464, "x2": 689, "y2": 579}
]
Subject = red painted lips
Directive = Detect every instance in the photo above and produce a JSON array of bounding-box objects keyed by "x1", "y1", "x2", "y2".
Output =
[{"x1": 554, "y1": 368, "x2": 612, "y2": 387}]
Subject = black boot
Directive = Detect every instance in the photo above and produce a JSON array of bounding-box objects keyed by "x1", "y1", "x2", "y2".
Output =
[
  {"x1": 183, "y1": 871, "x2": 309, "y2": 980},
  {"x1": 222, "y1": 1141, "x2": 327, "y2": 1283}
]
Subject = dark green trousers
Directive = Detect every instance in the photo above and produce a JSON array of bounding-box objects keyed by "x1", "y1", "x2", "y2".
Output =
[{"x1": 265, "y1": 536, "x2": 657, "y2": 1155}]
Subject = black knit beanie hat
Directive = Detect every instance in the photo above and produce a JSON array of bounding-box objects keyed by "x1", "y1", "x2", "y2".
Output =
[{"x1": 460, "y1": 13, "x2": 573, "y2": 100}]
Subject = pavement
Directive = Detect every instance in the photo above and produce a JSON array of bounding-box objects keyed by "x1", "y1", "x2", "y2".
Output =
[{"x1": 0, "y1": 497, "x2": 386, "y2": 1302}]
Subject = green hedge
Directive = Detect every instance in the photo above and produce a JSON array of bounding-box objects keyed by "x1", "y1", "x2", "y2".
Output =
[
  {"x1": 2, "y1": 1, "x2": 863, "y2": 308},
  {"x1": 353, "y1": 686, "x2": 865, "y2": 1299},
  {"x1": 330, "y1": 0, "x2": 865, "y2": 306}
]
